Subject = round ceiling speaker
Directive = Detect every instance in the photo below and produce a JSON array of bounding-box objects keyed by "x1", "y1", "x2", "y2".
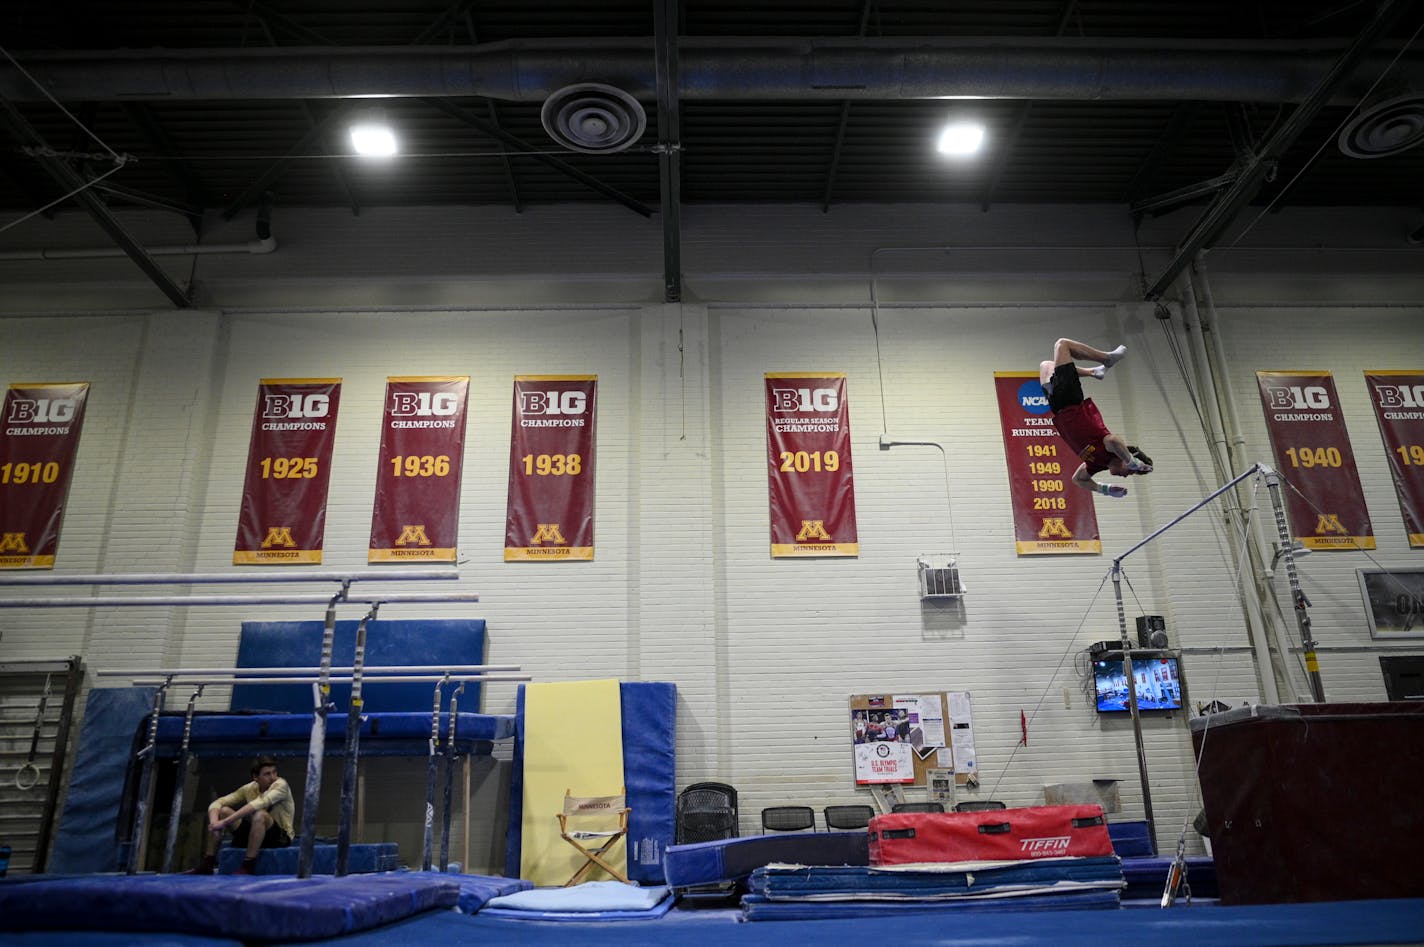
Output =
[
  {"x1": 1337, "y1": 90, "x2": 1424, "y2": 159},
  {"x1": 541, "y1": 83, "x2": 647, "y2": 154}
]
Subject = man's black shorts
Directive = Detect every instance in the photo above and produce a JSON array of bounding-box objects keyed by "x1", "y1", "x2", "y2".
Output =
[
  {"x1": 1046, "y1": 361, "x2": 1085, "y2": 413},
  {"x1": 231, "y1": 817, "x2": 291, "y2": 849}
]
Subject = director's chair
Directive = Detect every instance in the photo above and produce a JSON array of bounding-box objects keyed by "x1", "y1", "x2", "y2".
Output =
[{"x1": 556, "y1": 787, "x2": 632, "y2": 886}]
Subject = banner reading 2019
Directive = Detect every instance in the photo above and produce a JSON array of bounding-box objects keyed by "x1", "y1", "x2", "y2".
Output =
[
  {"x1": 234, "y1": 378, "x2": 342, "y2": 565},
  {"x1": 766, "y1": 373, "x2": 858, "y2": 557},
  {"x1": 369, "y1": 376, "x2": 469, "y2": 563},
  {"x1": 505, "y1": 375, "x2": 597, "y2": 561},
  {"x1": 0, "y1": 382, "x2": 89, "y2": 569}
]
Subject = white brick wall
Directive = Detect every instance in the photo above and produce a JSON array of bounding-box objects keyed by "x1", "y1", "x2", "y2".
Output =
[{"x1": 2, "y1": 203, "x2": 1422, "y2": 867}]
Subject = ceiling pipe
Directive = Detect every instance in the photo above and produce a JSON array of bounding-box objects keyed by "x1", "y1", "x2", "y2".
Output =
[
  {"x1": 2, "y1": 39, "x2": 1420, "y2": 105},
  {"x1": 0, "y1": 236, "x2": 275, "y2": 262}
]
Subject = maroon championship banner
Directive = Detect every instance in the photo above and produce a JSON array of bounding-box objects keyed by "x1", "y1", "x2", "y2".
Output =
[
  {"x1": 993, "y1": 372, "x2": 1101, "y2": 555},
  {"x1": 1365, "y1": 371, "x2": 1424, "y2": 547},
  {"x1": 765, "y1": 373, "x2": 858, "y2": 557},
  {"x1": 0, "y1": 382, "x2": 90, "y2": 569},
  {"x1": 234, "y1": 378, "x2": 342, "y2": 565},
  {"x1": 505, "y1": 375, "x2": 597, "y2": 561},
  {"x1": 1256, "y1": 371, "x2": 1374, "y2": 550},
  {"x1": 369, "y1": 376, "x2": 469, "y2": 563}
]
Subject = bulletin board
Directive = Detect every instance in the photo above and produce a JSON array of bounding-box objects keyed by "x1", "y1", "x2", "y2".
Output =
[{"x1": 849, "y1": 693, "x2": 952, "y2": 787}]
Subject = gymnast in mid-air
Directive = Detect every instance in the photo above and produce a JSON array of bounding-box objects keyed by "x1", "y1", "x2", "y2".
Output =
[{"x1": 1039, "y1": 337, "x2": 1153, "y2": 499}]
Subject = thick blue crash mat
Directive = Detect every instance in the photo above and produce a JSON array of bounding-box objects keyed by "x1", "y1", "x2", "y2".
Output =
[
  {"x1": 452, "y1": 873, "x2": 532, "y2": 913},
  {"x1": 664, "y1": 832, "x2": 870, "y2": 889},
  {"x1": 0, "y1": 873, "x2": 459, "y2": 941},
  {"x1": 1121, "y1": 855, "x2": 1218, "y2": 900},
  {"x1": 747, "y1": 856, "x2": 1125, "y2": 901},
  {"x1": 741, "y1": 889, "x2": 1123, "y2": 920},
  {"x1": 149, "y1": 711, "x2": 515, "y2": 758},
  {"x1": 216, "y1": 843, "x2": 399, "y2": 875}
]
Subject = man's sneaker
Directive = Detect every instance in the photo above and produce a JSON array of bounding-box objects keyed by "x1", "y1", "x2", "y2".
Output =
[{"x1": 1125, "y1": 457, "x2": 1152, "y2": 474}]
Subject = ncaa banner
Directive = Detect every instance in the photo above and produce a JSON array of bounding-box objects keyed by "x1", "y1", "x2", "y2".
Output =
[
  {"x1": 1365, "y1": 371, "x2": 1424, "y2": 547},
  {"x1": 993, "y1": 373, "x2": 1100, "y2": 555},
  {"x1": 505, "y1": 375, "x2": 597, "y2": 561},
  {"x1": 234, "y1": 378, "x2": 342, "y2": 565},
  {"x1": 369, "y1": 376, "x2": 469, "y2": 563},
  {"x1": 1257, "y1": 371, "x2": 1374, "y2": 551},
  {"x1": 766, "y1": 373, "x2": 858, "y2": 557},
  {"x1": 0, "y1": 382, "x2": 89, "y2": 569}
]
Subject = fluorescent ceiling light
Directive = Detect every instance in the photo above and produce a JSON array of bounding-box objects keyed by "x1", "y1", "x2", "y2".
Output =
[
  {"x1": 350, "y1": 122, "x2": 398, "y2": 157},
  {"x1": 937, "y1": 121, "x2": 985, "y2": 156}
]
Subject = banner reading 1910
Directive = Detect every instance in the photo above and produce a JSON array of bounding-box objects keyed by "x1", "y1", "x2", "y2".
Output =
[
  {"x1": 234, "y1": 378, "x2": 342, "y2": 565},
  {"x1": 505, "y1": 375, "x2": 597, "y2": 561},
  {"x1": 1256, "y1": 371, "x2": 1374, "y2": 551},
  {"x1": 994, "y1": 372, "x2": 1100, "y2": 554},
  {"x1": 369, "y1": 376, "x2": 469, "y2": 563},
  {"x1": 0, "y1": 382, "x2": 90, "y2": 569},
  {"x1": 1365, "y1": 370, "x2": 1424, "y2": 547},
  {"x1": 765, "y1": 373, "x2": 858, "y2": 557}
]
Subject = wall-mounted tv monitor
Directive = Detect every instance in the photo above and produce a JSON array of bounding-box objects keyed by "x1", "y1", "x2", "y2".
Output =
[{"x1": 1093, "y1": 655, "x2": 1183, "y2": 712}]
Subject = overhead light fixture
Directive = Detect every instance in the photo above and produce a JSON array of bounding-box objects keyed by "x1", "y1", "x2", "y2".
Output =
[
  {"x1": 937, "y1": 121, "x2": 985, "y2": 156},
  {"x1": 350, "y1": 110, "x2": 397, "y2": 158}
]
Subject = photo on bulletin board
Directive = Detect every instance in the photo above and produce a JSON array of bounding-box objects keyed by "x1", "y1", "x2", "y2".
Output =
[{"x1": 849, "y1": 693, "x2": 950, "y2": 786}]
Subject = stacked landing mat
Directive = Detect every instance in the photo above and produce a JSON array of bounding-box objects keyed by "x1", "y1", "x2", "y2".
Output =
[
  {"x1": 215, "y1": 843, "x2": 399, "y2": 875},
  {"x1": 742, "y1": 858, "x2": 1124, "y2": 920},
  {"x1": 481, "y1": 880, "x2": 675, "y2": 921}
]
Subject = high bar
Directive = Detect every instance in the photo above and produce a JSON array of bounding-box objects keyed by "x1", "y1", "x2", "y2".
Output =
[
  {"x1": 0, "y1": 570, "x2": 460, "y2": 587},
  {"x1": 0, "y1": 592, "x2": 480, "y2": 608},
  {"x1": 1113, "y1": 463, "x2": 1266, "y2": 567},
  {"x1": 130, "y1": 674, "x2": 532, "y2": 687},
  {"x1": 97, "y1": 665, "x2": 521, "y2": 678}
]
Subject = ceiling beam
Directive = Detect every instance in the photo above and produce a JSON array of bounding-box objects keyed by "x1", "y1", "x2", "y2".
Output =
[
  {"x1": 1144, "y1": 0, "x2": 1411, "y2": 300},
  {"x1": 820, "y1": 0, "x2": 877, "y2": 213},
  {"x1": 654, "y1": 0, "x2": 681, "y2": 302},
  {"x1": 462, "y1": 11, "x2": 521, "y2": 212},
  {"x1": 422, "y1": 98, "x2": 653, "y2": 217},
  {"x1": 121, "y1": 102, "x2": 211, "y2": 235},
  {"x1": 1124, "y1": 102, "x2": 1201, "y2": 205},
  {"x1": 221, "y1": 106, "x2": 349, "y2": 221},
  {"x1": 0, "y1": 100, "x2": 191, "y2": 307}
]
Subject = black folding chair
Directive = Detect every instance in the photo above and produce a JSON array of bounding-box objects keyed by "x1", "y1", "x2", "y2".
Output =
[
  {"x1": 823, "y1": 804, "x2": 875, "y2": 830},
  {"x1": 954, "y1": 800, "x2": 1007, "y2": 812},
  {"x1": 891, "y1": 801, "x2": 945, "y2": 814},
  {"x1": 761, "y1": 805, "x2": 815, "y2": 832},
  {"x1": 675, "y1": 781, "x2": 739, "y2": 844}
]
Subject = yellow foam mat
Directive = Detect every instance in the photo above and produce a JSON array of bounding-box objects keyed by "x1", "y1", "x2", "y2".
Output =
[{"x1": 520, "y1": 679, "x2": 626, "y2": 885}]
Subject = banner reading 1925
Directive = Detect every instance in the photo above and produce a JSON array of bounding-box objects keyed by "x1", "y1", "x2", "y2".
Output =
[
  {"x1": 0, "y1": 382, "x2": 89, "y2": 569},
  {"x1": 234, "y1": 378, "x2": 342, "y2": 565},
  {"x1": 505, "y1": 375, "x2": 597, "y2": 561},
  {"x1": 1256, "y1": 371, "x2": 1374, "y2": 551},
  {"x1": 369, "y1": 376, "x2": 469, "y2": 563},
  {"x1": 994, "y1": 372, "x2": 1100, "y2": 554},
  {"x1": 1365, "y1": 370, "x2": 1424, "y2": 547},
  {"x1": 766, "y1": 373, "x2": 858, "y2": 557}
]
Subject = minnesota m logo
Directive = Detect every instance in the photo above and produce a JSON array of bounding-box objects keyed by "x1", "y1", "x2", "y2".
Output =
[
  {"x1": 530, "y1": 523, "x2": 567, "y2": 545},
  {"x1": 395, "y1": 525, "x2": 432, "y2": 547},
  {"x1": 260, "y1": 526, "x2": 297, "y2": 548},
  {"x1": 1314, "y1": 514, "x2": 1347, "y2": 535},
  {"x1": 0, "y1": 532, "x2": 29, "y2": 554},
  {"x1": 795, "y1": 520, "x2": 831, "y2": 541},
  {"x1": 1038, "y1": 518, "x2": 1073, "y2": 539}
]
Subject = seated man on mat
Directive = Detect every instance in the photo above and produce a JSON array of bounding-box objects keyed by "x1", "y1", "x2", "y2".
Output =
[
  {"x1": 188, "y1": 756, "x2": 294, "y2": 875},
  {"x1": 1039, "y1": 337, "x2": 1153, "y2": 499}
]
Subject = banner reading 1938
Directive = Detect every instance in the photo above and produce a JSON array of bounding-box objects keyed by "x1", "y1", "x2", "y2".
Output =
[
  {"x1": 234, "y1": 378, "x2": 342, "y2": 565},
  {"x1": 505, "y1": 375, "x2": 597, "y2": 561},
  {"x1": 993, "y1": 372, "x2": 1100, "y2": 554},
  {"x1": 766, "y1": 373, "x2": 858, "y2": 557},
  {"x1": 369, "y1": 376, "x2": 469, "y2": 563},
  {"x1": 1256, "y1": 371, "x2": 1374, "y2": 551},
  {"x1": 1365, "y1": 370, "x2": 1424, "y2": 547},
  {"x1": 0, "y1": 382, "x2": 89, "y2": 569}
]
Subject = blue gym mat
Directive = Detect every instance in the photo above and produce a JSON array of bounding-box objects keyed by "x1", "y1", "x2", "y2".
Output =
[
  {"x1": 740, "y1": 888, "x2": 1123, "y2": 920},
  {"x1": 747, "y1": 856, "x2": 1125, "y2": 900},
  {"x1": 664, "y1": 832, "x2": 870, "y2": 889}
]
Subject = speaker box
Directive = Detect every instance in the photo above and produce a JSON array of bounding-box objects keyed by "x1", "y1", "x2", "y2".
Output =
[{"x1": 1136, "y1": 615, "x2": 1168, "y2": 649}]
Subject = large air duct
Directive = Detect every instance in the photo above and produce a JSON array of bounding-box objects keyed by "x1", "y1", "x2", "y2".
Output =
[{"x1": 1, "y1": 38, "x2": 1419, "y2": 105}]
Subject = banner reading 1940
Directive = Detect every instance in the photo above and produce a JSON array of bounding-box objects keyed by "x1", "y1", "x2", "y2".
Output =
[
  {"x1": 234, "y1": 378, "x2": 342, "y2": 565},
  {"x1": 1365, "y1": 370, "x2": 1424, "y2": 547},
  {"x1": 766, "y1": 373, "x2": 858, "y2": 557},
  {"x1": 505, "y1": 375, "x2": 597, "y2": 561},
  {"x1": 0, "y1": 382, "x2": 90, "y2": 569},
  {"x1": 1256, "y1": 371, "x2": 1374, "y2": 551},
  {"x1": 369, "y1": 376, "x2": 469, "y2": 563},
  {"x1": 994, "y1": 372, "x2": 1100, "y2": 555}
]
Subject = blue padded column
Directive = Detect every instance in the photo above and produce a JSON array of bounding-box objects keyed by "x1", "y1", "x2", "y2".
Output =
[{"x1": 621, "y1": 681, "x2": 676, "y2": 884}]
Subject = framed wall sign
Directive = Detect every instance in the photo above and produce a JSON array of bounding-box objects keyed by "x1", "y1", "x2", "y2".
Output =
[{"x1": 1357, "y1": 568, "x2": 1424, "y2": 639}]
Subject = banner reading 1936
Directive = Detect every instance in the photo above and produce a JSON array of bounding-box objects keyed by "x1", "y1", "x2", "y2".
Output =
[
  {"x1": 1365, "y1": 370, "x2": 1424, "y2": 547},
  {"x1": 505, "y1": 375, "x2": 597, "y2": 561},
  {"x1": 766, "y1": 373, "x2": 858, "y2": 557},
  {"x1": 234, "y1": 378, "x2": 342, "y2": 565},
  {"x1": 1256, "y1": 371, "x2": 1374, "y2": 551},
  {"x1": 994, "y1": 372, "x2": 1100, "y2": 555},
  {"x1": 0, "y1": 382, "x2": 89, "y2": 569},
  {"x1": 369, "y1": 376, "x2": 469, "y2": 563}
]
